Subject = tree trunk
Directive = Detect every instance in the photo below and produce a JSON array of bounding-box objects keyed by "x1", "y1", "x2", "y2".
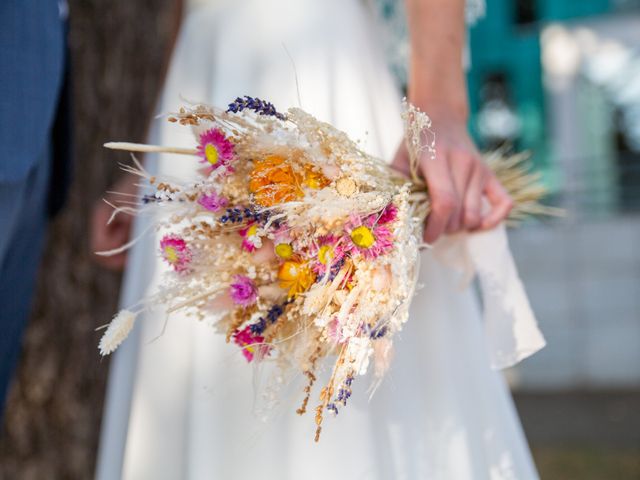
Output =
[{"x1": 0, "y1": 1, "x2": 176, "y2": 477}]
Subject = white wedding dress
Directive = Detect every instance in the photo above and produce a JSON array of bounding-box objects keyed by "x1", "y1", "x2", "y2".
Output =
[{"x1": 96, "y1": 1, "x2": 544, "y2": 478}]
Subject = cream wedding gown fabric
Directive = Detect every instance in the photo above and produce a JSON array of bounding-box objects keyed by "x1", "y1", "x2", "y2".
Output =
[{"x1": 97, "y1": 1, "x2": 542, "y2": 478}]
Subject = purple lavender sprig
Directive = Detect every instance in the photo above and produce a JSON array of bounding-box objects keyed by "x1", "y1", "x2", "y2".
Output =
[
  {"x1": 327, "y1": 258, "x2": 346, "y2": 282},
  {"x1": 249, "y1": 299, "x2": 293, "y2": 335},
  {"x1": 369, "y1": 324, "x2": 389, "y2": 340},
  {"x1": 226, "y1": 96, "x2": 287, "y2": 121},
  {"x1": 327, "y1": 374, "x2": 354, "y2": 415},
  {"x1": 219, "y1": 206, "x2": 280, "y2": 228},
  {"x1": 142, "y1": 194, "x2": 162, "y2": 204}
]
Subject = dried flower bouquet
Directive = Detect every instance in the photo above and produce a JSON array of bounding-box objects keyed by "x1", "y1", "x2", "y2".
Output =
[{"x1": 98, "y1": 97, "x2": 551, "y2": 441}]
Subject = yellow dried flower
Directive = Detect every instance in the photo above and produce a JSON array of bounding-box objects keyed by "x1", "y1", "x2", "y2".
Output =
[
  {"x1": 350, "y1": 225, "x2": 375, "y2": 248},
  {"x1": 303, "y1": 164, "x2": 330, "y2": 190},
  {"x1": 278, "y1": 260, "x2": 316, "y2": 297},
  {"x1": 317, "y1": 245, "x2": 334, "y2": 265},
  {"x1": 275, "y1": 243, "x2": 294, "y2": 259}
]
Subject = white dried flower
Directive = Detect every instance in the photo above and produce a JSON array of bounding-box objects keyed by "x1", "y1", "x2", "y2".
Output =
[
  {"x1": 246, "y1": 231, "x2": 263, "y2": 249},
  {"x1": 99, "y1": 309, "x2": 137, "y2": 356},
  {"x1": 246, "y1": 264, "x2": 257, "y2": 279}
]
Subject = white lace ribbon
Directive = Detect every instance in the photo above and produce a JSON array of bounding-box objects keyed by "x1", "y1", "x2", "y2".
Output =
[{"x1": 433, "y1": 225, "x2": 546, "y2": 370}]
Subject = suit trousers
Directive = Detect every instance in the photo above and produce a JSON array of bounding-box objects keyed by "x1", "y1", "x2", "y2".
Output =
[{"x1": 0, "y1": 140, "x2": 51, "y2": 416}]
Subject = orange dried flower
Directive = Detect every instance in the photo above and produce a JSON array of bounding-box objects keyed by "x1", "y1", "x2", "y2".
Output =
[
  {"x1": 278, "y1": 260, "x2": 316, "y2": 298},
  {"x1": 249, "y1": 155, "x2": 303, "y2": 207},
  {"x1": 249, "y1": 155, "x2": 329, "y2": 206},
  {"x1": 303, "y1": 164, "x2": 330, "y2": 190}
]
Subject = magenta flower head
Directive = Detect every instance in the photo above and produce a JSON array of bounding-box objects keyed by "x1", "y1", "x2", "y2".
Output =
[
  {"x1": 197, "y1": 128, "x2": 235, "y2": 170},
  {"x1": 233, "y1": 325, "x2": 270, "y2": 362},
  {"x1": 160, "y1": 234, "x2": 191, "y2": 273},
  {"x1": 197, "y1": 192, "x2": 228, "y2": 212},
  {"x1": 229, "y1": 274, "x2": 258, "y2": 307},
  {"x1": 377, "y1": 203, "x2": 398, "y2": 224}
]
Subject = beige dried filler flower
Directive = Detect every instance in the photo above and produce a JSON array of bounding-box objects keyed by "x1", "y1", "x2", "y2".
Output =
[{"x1": 99, "y1": 310, "x2": 138, "y2": 356}]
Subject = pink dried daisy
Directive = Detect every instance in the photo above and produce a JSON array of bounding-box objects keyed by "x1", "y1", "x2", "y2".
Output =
[
  {"x1": 310, "y1": 235, "x2": 345, "y2": 276},
  {"x1": 239, "y1": 223, "x2": 262, "y2": 252},
  {"x1": 229, "y1": 275, "x2": 258, "y2": 307},
  {"x1": 198, "y1": 192, "x2": 228, "y2": 212},
  {"x1": 233, "y1": 326, "x2": 270, "y2": 362},
  {"x1": 344, "y1": 216, "x2": 394, "y2": 260},
  {"x1": 271, "y1": 226, "x2": 295, "y2": 260},
  {"x1": 197, "y1": 128, "x2": 235, "y2": 170},
  {"x1": 160, "y1": 234, "x2": 191, "y2": 273}
]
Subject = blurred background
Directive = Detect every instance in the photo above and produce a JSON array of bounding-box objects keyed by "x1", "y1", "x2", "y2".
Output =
[
  {"x1": 0, "y1": 0, "x2": 638, "y2": 478},
  {"x1": 467, "y1": 0, "x2": 640, "y2": 478}
]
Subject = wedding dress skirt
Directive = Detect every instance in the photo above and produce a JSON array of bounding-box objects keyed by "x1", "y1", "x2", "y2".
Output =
[{"x1": 97, "y1": 1, "x2": 541, "y2": 478}]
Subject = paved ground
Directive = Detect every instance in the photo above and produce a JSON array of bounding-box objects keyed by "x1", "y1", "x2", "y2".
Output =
[
  {"x1": 531, "y1": 447, "x2": 639, "y2": 480},
  {"x1": 515, "y1": 391, "x2": 640, "y2": 448},
  {"x1": 514, "y1": 391, "x2": 640, "y2": 479}
]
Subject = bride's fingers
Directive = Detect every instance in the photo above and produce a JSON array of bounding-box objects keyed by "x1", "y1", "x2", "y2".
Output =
[
  {"x1": 390, "y1": 141, "x2": 411, "y2": 176},
  {"x1": 462, "y1": 163, "x2": 484, "y2": 230},
  {"x1": 421, "y1": 151, "x2": 458, "y2": 244},
  {"x1": 445, "y1": 151, "x2": 473, "y2": 234},
  {"x1": 480, "y1": 175, "x2": 513, "y2": 230}
]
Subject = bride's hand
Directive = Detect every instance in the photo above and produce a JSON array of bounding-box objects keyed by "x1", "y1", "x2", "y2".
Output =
[
  {"x1": 392, "y1": 111, "x2": 513, "y2": 244},
  {"x1": 90, "y1": 173, "x2": 138, "y2": 271}
]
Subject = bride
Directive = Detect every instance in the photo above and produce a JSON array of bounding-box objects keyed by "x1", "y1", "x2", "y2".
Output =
[{"x1": 92, "y1": 0, "x2": 544, "y2": 478}]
